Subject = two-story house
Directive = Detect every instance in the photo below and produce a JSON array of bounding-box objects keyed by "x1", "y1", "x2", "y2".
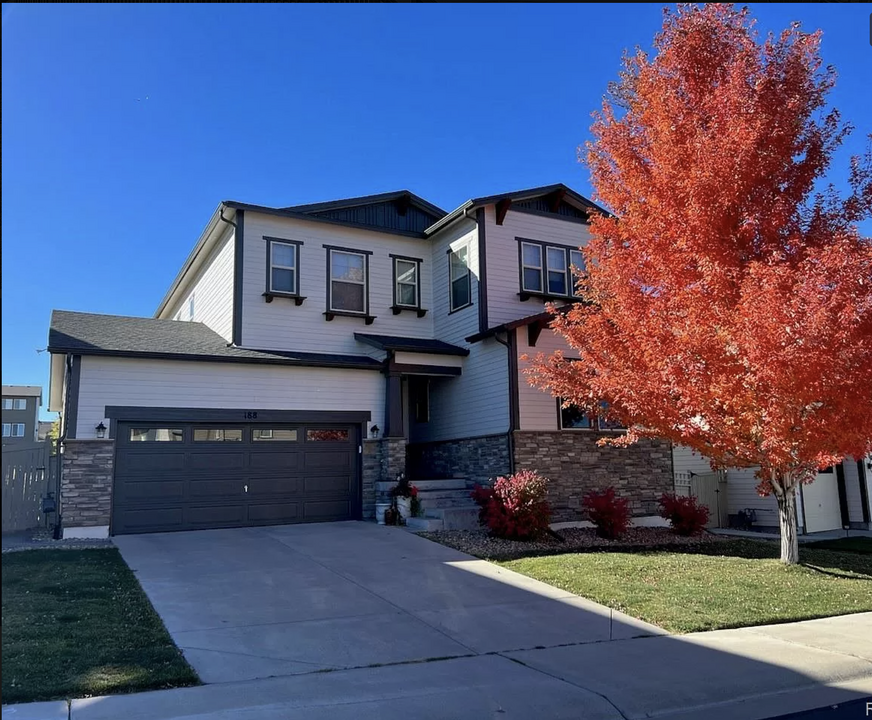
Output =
[
  {"x1": 2, "y1": 385, "x2": 42, "y2": 445},
  {"x1": 47, "y1": 184, "x2": 674, "y2": 539}
]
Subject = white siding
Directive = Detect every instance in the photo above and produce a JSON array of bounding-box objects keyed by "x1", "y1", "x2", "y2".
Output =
[
  {"x1": 164, "y1": 227, "x2": 235, "y2": 341},
  {"x1": 484, "y1": 207, "x2": 592, "y2": 327},
  {"x1": 672, "y1": 445, "x2": 716, "y2": 476},
  {"x1": 431, "y1": 219, "x2": 479, "y2": 344},
  {"x1": 241, "y1": 212, "x2": 434, "y2": 354},
  {"x1": 416, "y1": 337, "x2": 509, "y2": 443},
  {"x1": 75, "y1": 356, "x2": 383, "y2": 439},
  {"x1": 843, "y1": 459, "x2": 864, "y2": 523},
  {"x1": 516, "y1": 327, "x2": 577, "y2": 431},
  {"x1": 393, "y1": 352, "x2": 463, "y2": 368}
]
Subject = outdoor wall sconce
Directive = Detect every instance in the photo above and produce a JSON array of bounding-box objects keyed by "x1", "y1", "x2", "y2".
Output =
[
  {"x1": 369, "y1": 425, "x2": 380, "y2": 439},
  {"x1": 95, "y1": 422, "x2": 107, "y2": 439}
]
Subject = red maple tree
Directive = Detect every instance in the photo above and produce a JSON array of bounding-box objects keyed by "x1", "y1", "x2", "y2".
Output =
[{"x1": 527, "y1": 4, "x2": 872, "y2": 563}]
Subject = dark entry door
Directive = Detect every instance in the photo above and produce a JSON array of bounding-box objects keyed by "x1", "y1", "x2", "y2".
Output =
[{"x1": 112, "y1": 422, "x2": 357, "y2": 534}]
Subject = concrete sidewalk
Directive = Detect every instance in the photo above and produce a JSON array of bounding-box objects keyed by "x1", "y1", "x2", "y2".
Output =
[{"x1": 6, "y1": 614, "x2": 871, "y2": 720}]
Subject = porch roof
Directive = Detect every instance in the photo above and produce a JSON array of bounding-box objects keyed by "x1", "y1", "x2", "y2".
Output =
[{"x1": 353, "y1": 333, "x2": 469, "y2": 357}]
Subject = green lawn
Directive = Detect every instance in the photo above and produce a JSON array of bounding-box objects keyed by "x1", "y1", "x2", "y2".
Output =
[
  {"x1": 2, "y1": 549, "x2": 198, "y2": 704},
  {"x1": 500, "y1": 540, "x2": 872, "y2": 633},
  {"x1": 804, "y1": 536, "x2": 872, "y2": 554}
]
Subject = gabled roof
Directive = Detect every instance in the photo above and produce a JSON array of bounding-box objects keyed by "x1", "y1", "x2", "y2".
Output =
[
  {"x1": 49, "y1": 310, "x2": 382, "y2": 370},
  {"x1": 285, "y1": 190, "x2": 446, "y2": 220},
  {"x1": 354, "y1": 333, "x2": 469, "y2": 357},
  {"x1": 425, "y1": 183, "x2": 610, "y2": 236}
]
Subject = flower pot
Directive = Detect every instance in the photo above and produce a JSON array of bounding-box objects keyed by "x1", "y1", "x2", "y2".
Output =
[
  {"x1": 395, "y1": 496, "x2": 412, "y2": 520},
  {"x1": 376, "y1": 503, "x2": 391, "y2": 525}
]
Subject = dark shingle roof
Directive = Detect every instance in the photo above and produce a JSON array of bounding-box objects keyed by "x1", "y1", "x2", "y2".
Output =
[
  {"x1": 49, "y1": 311, "x2": 382, "y2": 370},
  {"x1": 353, "y1": 333, "x2": 469, "y2": 357}
]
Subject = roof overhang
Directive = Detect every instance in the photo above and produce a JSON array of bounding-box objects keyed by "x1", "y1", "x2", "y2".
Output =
[
  {"x1": 354, "y1": 333, "x2": 469, "y2": 357},
  {"x1": 465, "y1": 305, "x2": 574, "y2": 344}
]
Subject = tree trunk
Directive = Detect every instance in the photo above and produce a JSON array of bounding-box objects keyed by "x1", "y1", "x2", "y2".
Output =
[{"x1": 773, "y1": 480, "x2": 800, "y2": 565}]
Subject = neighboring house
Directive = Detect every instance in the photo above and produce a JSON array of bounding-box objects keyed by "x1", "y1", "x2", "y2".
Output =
[
  {"x1": 2, "y1": 386, "x2": 42, "y2": 444},
  {"x1": 37, "y1": 420, "x2": 55, "y2": 441},
  {"x1": 47, "y1": 184, "x2": 674, "y2": 539},
  {"x1": 672, "y1": 446, "x2": 872, "y2": 533}
]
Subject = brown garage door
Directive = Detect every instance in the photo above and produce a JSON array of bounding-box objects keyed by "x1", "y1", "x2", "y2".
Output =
[{"x1": 112, "y1": 422, "x2": 358, "y2": 534}]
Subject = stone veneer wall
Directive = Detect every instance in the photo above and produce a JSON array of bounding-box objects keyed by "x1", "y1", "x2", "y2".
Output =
[
  {"x1": 61, "y1": 439, "x2": 115, "y2": 528},
  {"x1": 513, "y1": 432, "x2": 673, "y2": 523},
  {"x1": 362, "y1": 438, "x2": 407, "y2": 518},
  {"x1": 407, "y1": 434, "x2": 511, "y2": 487}
]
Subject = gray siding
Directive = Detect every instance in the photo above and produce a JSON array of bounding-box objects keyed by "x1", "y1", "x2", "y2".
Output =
[{"x1": 305, "y1": 201, "x2": 438, "y2": 235}]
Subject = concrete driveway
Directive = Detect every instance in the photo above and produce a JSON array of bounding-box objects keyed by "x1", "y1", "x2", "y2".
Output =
[{"x1": 114, "y1": 521, "x2": 661, "y2": 683}]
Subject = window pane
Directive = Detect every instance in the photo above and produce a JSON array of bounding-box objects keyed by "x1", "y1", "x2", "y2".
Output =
[
  {"x1": 272, "y1": 243, "x2": 295, "y2": 268},
  {"x1": 331, "y1": 281, "x2": 365, "y2": 311},
  {"x1": 523, "y1": 267, "x2": 543, "y2": 292},
  {"x1": 13, "y1": 424, "x2": 25, "y2": 437},
  {"x1": 450, "y1": 247, "x2": 468, "y2": 277},
  {"x1": 129, "y1": 428, "x2": 184, "y2": 442},
  {"x1": 271, "y1": 267, "x2": 295, "y2": 293},
  {"x1": 396, "y1": 260, "x2": 417, "y2": 284},
  {"x1": 561, "y1": 404, "x2": 594, "y2": 429},
  {"x1": 193, "y1": 428, "x2": 243, "y2": 442},
  {"x1": 13, "y1": 399, "x2": 27, "y2": 410},
  {"x1": 597, "y1": 401, "x2": 627, "y2": 431},
  {"x1": 546, "y1": 247, "x2": 565, "y2": 270},
  {"x1": 398, "y1": 283, "x2": 417, "y2": 306},
  {"x1": 332, "y1": 252, "x2": 365, "y2": 282},
  {"x1": 522, "y1": 243, "x2": 542, "y2": 267},
  {"x1": 570, "y1": 250, "x2": 584, "y2": 295},
  {"x1": 548, "y1": 271, "x2": 567, "y2": 295},
  {"x1": 252, "y1": 428, "x2": 298, "y2": 441},
  {"x1": 2, "y1": 400, "x2": 10, "y2": 410},
  {"x1": 452, "y1": 276, "x2": 470, "y2": 308},
  {"x1": 306, "y1": 428, "x2": 349, "y2": 442},
  {"x1": 2, "y1": 424, "x2": 9, "y2": 436}
]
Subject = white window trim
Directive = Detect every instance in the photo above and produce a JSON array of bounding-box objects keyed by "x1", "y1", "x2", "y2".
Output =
[
  {"x1": 329, "y1": 249, "x2": 368, "y2": 314},
  {"x1": 449, "y1": 245, "x2": 472, "y2": 312},
  {"x1": 12, "y1": 423, "x2": 25, "y2": 437},
  {"x1": 546, "y1": 246, "x2": 568, "y2": 296},
  {"x1": 268, "y1": 240, "x2": 299, "y2": 295},
  {"x1": 569, "y1": 249, "x2": 584, "y2": 297},
  {"x1": 520, "y1": 242, "x2": 544, "y2": 293},
  {"x1": 2, "y1": 423, "x2": 10, "y2": 437},
  {"x1": 187, "y1": 294, "x2": 196, "y2": 321},
  {"x1": 394, "y1": 258, "x2": 420, "y2": 308},
  {"x1": 14, "y1": 398, "x2": 27, "y2": 410}
]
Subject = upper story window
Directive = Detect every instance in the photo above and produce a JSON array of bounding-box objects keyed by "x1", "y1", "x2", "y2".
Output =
[
  {"x1": 390, "y1": 255, "x2": 421, "y2": 309},
  {"x1": 328, "y1": 247, "x2": 369, "y2": 314},
  {"x1": 449, "y1": 245, "x2": 472, "y2": 312},
  {"x1": 519, "y1": 238, "x2": 585, "y2": 299},
  {"x1": 2, "y1": 398, "x2": 27, "y2": 410},
  {"x1": 188, "y1": 294, "x2": 195, "y2": 320},
  {"x1": 267, "y1": 238, "x2": 300, "y2": 295}
]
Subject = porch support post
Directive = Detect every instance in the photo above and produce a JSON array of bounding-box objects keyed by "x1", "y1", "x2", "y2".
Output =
[{"x1": 384, "y1": 371, "x2": 404, "y2": 438}]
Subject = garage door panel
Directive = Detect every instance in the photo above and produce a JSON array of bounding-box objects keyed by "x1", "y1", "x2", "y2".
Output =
[
  {"x1": 247, "y1": 502, "x2": 300, "y2": 523},
  {"x1": 187, "y1": 504, "x2": 246, "y2": 527},
  {"x1": 116, "y1": 480, "x2": 186, "y2": 503},
  {"x1": 113, "y1": 421, "x2": 357, "y2": 534},
  {"x1": 189, "y1": 452, "x2": 246, "y2": 471},
  {"x1": 249, "y1": 451, "x2": 300, "y2": 471},
  {"x1": 116, "y1": 451, "x2": 187, "y2": 474},
  {"x1": 304, "y1": 451, "x2": 351, "y2": 470}
]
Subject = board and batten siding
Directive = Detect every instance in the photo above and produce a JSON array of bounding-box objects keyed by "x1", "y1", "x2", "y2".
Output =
[
  {"x1": 516, "y1": 327, "x2": 576, "y2": 431},
  {"x1": 74, "y1": 356, "x2": 383, "y2": 439},
  {"x1": 484, "y1": 206, "x2": 592, "y2": 328},
  {"x1": 164, "y1": 226, "x2": 235, "y2": 341},
  {"x1": 241, "y1": 212, "x2": 434, "y2": 354}
]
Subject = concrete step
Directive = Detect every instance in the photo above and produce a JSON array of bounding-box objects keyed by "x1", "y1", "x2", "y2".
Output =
[
  {"x1": 417, "y1": 496, "x2": 478, "y2": 510},
  {"x1": 415, "y1": 489, "x2": 474, "y2": 500},
  {"x1": 375, "y1": 479, "x2": 467, "y2": 493},
  {"x1": 404, "y1": 517, "x2": 444, "y2": 532},
  {"x1": 428, "y1": 506, "x2": 482, "y2": 531}
]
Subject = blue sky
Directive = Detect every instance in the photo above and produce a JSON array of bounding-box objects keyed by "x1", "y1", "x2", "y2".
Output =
[{"x1": 2, "y1": 3, "x2": 870, "y2": 419}]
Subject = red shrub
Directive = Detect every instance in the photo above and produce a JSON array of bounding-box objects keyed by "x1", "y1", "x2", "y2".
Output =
[
  {"x1": 471, "y1": 470, "x2": 551, "y2": 540},
  {"x1": 582, "y1": 487, "x2": 630, "y2": 539},
  {"x1": 659, "y1": 493, "x2": 710, "y2": 536}
]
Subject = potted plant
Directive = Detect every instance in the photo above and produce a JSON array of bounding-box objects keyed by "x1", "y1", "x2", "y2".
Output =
[{"x1": 390, "y1": 473, "x2": 418, "y2": 521}]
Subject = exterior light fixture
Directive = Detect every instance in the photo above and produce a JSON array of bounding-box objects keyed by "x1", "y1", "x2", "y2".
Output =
[
  {"x1": 370, "y1": 425, "x2": 380, "y2": 439},
  {"x1": 95, "y1": 422, "x2": 107, "y2": 439}
]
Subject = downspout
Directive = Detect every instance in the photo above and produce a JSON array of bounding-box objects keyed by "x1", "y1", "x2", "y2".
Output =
[
  {"x1": 493, "y1": 331, "x2": 516, "y2": 474},
  {"x1": 217, "y1": 206, "x2": 240, "y2": 347}
]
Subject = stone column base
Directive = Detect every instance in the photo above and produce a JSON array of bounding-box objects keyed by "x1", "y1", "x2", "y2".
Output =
[{"x1": 61, "y1": 439, "x2": 115, "y2": 532}]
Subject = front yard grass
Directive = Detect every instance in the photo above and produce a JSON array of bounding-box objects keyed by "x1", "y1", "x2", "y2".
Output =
[
  {"x1": 2, "y1": 548, "x2": 198, "y2": 704},
  {"x1": 498, "y1": 539, "x2": 871, "y2": 633}
]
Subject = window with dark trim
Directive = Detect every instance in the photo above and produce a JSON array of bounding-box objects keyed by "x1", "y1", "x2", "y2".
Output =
[
  {"x1": 449, "y1": 245, "x2": 471, "y2": 311},
  {"x1": 393, "y1": 257, "x2": 420, "y2": 309},
  {"x1": 267, "y1": 239, "x2": 299, "y2": 295},
  {"x1": 252, "y1": 428, "x2": 298, "y2": 441},
  {"x1": 193, "y1": 428, "x2": 243, "y2": 442},
  {"x1": 519, "y1": 238, "x2": 586, "y2": 299},
  {"x1": 559, "y1": 400, "x2": 626, "y2": 432},
  {"x1": 129, "y1": 428, "x2": 184, "y2": 442},
  {"x1": 329, "y1": 248, "x2": 368, "y2": 313}
]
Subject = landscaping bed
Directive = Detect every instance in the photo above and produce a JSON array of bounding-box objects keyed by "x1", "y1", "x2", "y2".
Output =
[
  {"x1": 2, "y1": 548, "x2": 199, "y2": 704},
  {"x1": 420, "y1": 526, "x2": 730, "y2": 561}
]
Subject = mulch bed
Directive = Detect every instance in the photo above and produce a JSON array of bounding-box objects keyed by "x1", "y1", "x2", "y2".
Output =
[{"x1": 419, "y1": 526, "x2": 731, "y2": 561}]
